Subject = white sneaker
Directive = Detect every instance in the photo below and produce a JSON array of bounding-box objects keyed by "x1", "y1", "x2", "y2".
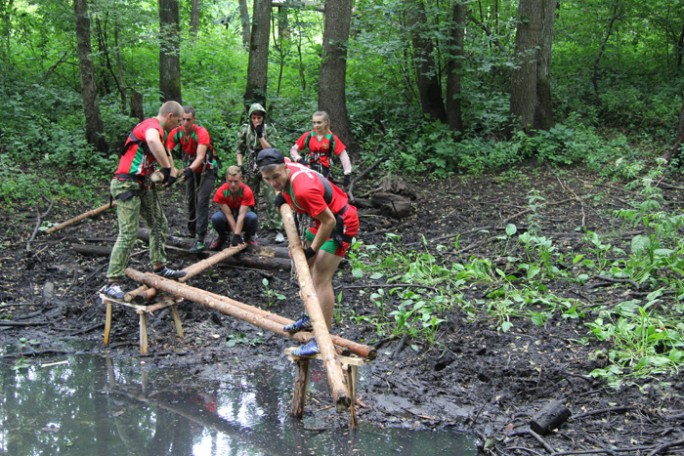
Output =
[{"x1": 275, "y1": 232, "x2": 286, "y2": 243}]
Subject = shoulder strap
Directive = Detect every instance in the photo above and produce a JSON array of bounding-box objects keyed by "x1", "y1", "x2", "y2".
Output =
[{"x1": 289, "y1": 168, "x2": 333, "y2": 206}]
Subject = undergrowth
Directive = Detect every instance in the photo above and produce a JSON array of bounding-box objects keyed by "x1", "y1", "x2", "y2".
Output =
[{"x1": 348, "y1": 162, "x2": 684, "y2": 388}]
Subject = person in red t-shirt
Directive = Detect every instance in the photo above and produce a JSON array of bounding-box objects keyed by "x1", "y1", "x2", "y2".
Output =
[
  {"x1": 102, "y1": 101, "x2": 186, "y2": 300},
  {"x1": 289, "y1": 111, "x2": 353, "y2": 189},
  {"x1": 166, "y1": 106, "x2": 218, "y2": 253},
  {"x1": 209, "y1": 165, "x2": 258, "y2": 250},
  {"x1": 257, "y1": 148, "x2": 359, "y2": 356}
]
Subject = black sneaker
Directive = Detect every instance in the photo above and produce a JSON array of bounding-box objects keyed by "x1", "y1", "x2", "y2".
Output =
[
  {"x1": 154, "y1": 266, "x2": 187, "y2": 280},
  {"x1": 101, "y1": 283, "x2": 125, "y2": 300},
  {"x1": 283, "y1": 314, "x2": 313, "y2": 333}
]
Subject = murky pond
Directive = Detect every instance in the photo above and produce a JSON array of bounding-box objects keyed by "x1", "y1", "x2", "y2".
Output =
[{"x1": 0, "y1": 351, "x2": 476, "y2": 455}]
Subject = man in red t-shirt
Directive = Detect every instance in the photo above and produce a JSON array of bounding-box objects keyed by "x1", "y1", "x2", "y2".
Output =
[
  {"x1": 166, "y1": 106, "x2": 218, "y2": 253},
  {"x1": 257, "y1": 148, "x2": 359, "y2": 356},
  {"x1": 209, "y1": 166, "x2": 258, "y2": 250},
  {"x1": 102, "y1": 101, "x2": 186, "y2": 300}
]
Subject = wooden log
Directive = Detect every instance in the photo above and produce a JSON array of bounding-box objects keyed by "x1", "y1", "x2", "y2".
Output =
[
  {"x1": 279, "y1": 205, "x2": 351, "y2": 410},
  {"x1": 370, "y1": 192, "x2": 413, "y2": 218},
  {"x1": 137, "y1": 228, "x2": 290, "y2": 258},
  {"x1": 166, "y1": 274, "x2": 375, "y2": 359},
  {"x1": 290, "y1": 358, "x2": 310, "y2": 418},
  {"x1": 529, "y1": 400, "x2": 572, "y2": 435},
  {"x1": 123, "y1": 267, "x2": 375, "y2": 360},
  {"x1": 179, "y1": 244, "x2": 247, "y2": 282},
  {"x1": 46, "y1": 202, "x2": 115, "y2": 234}
]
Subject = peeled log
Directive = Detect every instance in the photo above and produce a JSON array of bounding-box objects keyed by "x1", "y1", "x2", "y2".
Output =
[
  {"x1": 280, "y1": 205, "x2": 351, "y2": 410},
  {"x1": 46, "y1": 202, "x2": 115, "y2": 234},
  {"x1": 529, "y1": 400, "x2": 572, "y2": 435}
]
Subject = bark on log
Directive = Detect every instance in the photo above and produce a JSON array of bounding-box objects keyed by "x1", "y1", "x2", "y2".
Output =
[
  {"x1": 279, "y1": 205, "x2": 351, "y2": 410},
  {"x1": 70, "y1": 243, "x2": 291, "y2": 271},
  {"x1": 46, "y1": 201, "x2": 115, "y2": 234},
  {"x1": 529, "y1": 400, "x2": 572, "y2": 435},
  {"x1": 370, "y1": 192, "x2": 413, "y2": 218},
  {"x1": 137, "y1": 228, "x2": 290, "y2": 258}
]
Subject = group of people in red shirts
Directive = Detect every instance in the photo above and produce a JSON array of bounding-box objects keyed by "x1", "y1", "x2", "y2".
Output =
[{"x1": 102, "y1": 101, "x2": 358, "y2": 356}]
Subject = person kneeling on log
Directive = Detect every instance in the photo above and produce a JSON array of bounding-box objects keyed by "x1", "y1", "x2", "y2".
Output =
[
  {"x1": 209, "y1": 165, "x2": 258, "y2": 250},
  {"x1": 256, "y1": 148, "x2": 359, "y2": 356}
]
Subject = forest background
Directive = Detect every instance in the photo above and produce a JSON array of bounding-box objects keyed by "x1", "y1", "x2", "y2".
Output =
[{"x1": 2, "y1": 0, "x2": 684, "y2": 393}]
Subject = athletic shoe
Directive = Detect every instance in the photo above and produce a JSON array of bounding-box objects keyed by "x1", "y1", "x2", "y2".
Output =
[
  {"x1": 209, "y1": 238, "x2": 225, "y2": 251},
  {"x1": 283, "y1": 314, "x2": 313, "y2": 333},
  {"x1": 275, "y1": 232, "x2": 286, "y2": 243},
  {"x1": 101, "y1": 283, "x2": 125, "y2": 300},
  {"x1": 292, "y1": 339, "x2": 319, "y2": 357},
  {"x1": 154, "y1": 266, "x2": 187, "y2": 280},
  {"x1": 190, "y1": 241, "x2": 206, "y2": 253}
]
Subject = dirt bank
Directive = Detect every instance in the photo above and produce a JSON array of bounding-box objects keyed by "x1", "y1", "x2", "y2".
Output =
[{"x1": 1, "y1": 165, "x2": 684, "y2": 454}]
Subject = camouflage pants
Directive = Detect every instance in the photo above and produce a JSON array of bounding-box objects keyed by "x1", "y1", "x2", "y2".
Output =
[{"x1": 106, "y1": 178, "x2": 168, "y2": 281}]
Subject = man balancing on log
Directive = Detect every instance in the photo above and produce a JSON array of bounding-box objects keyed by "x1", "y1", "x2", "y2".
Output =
[
  {"x1": 101, "y1": 101, "x2": 187, "y2": 300},
  {"x1": 256, "y1": 148, "x2": 359, "y2": 356}
]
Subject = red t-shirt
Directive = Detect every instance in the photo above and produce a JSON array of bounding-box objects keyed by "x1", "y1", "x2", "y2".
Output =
[
  {"x1": 282, "y1": 163, "x2": 357, "y2": 235},
  {"x1": 213, "y1": 182, "x2": 255, "y2": 210},
  {"x1": 115, "y1": 118, "x2": 165, "y2": 177},
  {"x1": 294, "y1": 131, "x2": 346, "y2": 169},
  {"x1": 166, "y1": 124, "x2": 213, "y2": 171}
]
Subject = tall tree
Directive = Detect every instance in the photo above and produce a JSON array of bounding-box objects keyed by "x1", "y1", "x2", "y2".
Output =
[
  {"x1": 318, "y1": 0, "x2": 357, "y2": 158},
  {"x1": 190, "y1": 0, "x2": 200, "y2": 37},
  {"x1": 244, "y1": 0, "x2": 271, "y2": 106},
  {"x1": 534, "y1": 0, "x2": 555, "y2": 130},
  {"x1": 510, "y1": 0, "x2": 541, "y2": 131},
  {"x1": 159, "y1": 0, "x2": 181, "y2": 103},
  {"x1": 74, "y1": 0, "x2": 108, "y2": 153},
  {"x1": 406, "y1": 0, "x2": 447, "y2": 123},
  {"x1": 510, "y1": 0, "x2": 555, "y2": 132},
  {"x1": 446, "y1": 0, "x2": 467, "y2": 133},
  {"x1": 239, "y1": 0, "x2": 251, "y2": 50}
]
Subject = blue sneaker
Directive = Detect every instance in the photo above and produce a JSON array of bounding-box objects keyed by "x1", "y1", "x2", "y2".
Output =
[
  {"x1": 283, "y1": 314, "x2": 313, "y2": 333},
  {"x1": 292, "y1": 339, "x2": 319, "y2": 357},
  {"x1": 101, "y1": 283, "x2": 125, "y2": 300}
]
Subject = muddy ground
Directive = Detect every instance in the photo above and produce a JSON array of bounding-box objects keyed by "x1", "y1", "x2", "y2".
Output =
[{"x1": 2, "y1": 164, "x2": 684, "y2": 455}]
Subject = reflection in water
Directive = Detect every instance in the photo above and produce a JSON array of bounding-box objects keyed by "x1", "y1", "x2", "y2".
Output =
[{"x1": 0, "y1": 354, "x2": 475, "y2": 455}]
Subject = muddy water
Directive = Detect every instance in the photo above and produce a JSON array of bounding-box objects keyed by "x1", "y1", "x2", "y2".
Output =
[{"x1": 0, "y1": 353, "x2": 476, "y2": 455}]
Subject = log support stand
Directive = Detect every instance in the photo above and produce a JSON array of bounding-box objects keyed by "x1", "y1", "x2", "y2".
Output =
[
  {"x1": 285, "y1": 347, "x2": 365, "y2": 427},
  {"x1": 100, "y1": 294, "x2": 184, "y2": 355}
]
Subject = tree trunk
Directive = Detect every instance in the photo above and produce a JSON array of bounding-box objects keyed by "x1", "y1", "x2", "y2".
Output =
[
  {"x1": 238, "y1": 0, "x2": 251, "y2": 50},
  {"x1": 666, "y1": 91, "x2": 684, "y2": 163},
  {"x1": 406, "y1": 0, "x2": 447, "y2": 123},
  {"x1": 676, "y1": 20, "x2": 684, "y2": 72},
  {"x1": 190, "y1": 0, "x2": 200, "y2": 37},
  {"x1": 113, "y1": 11, "x2": 127, "y2": 113},
  {"x1": 318, "y1": 0, "x2": 358, "y2": 159},
  {"x1": 244, "y1": 0, "x2": 271, "y2": 107},
  {"x1": 533, "y1": 0, "x2": 556, "y2": 130},
  {"x1": 73, "y1": 0, "x2": 108, "y2": 153},
  {"x1": 446, "y1": 1, "x2": 467, "y2": 134},
  {"x1": 510, "y1": 0, "x2": 542, "y2": 132},
  {"x1": 591, "y1": 0, "x2": 622, "y2": 106},
  {"x1": 159, "y1": 0, "x2": 182, "y2": 103}
]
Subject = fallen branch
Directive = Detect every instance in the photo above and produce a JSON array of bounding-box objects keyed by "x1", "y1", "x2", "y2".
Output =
[{"x1": 45, "y1": 201, "x2": 115, "y2": 235}]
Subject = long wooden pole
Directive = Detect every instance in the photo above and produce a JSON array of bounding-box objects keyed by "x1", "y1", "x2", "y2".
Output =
[
  {"x1": 279, "y1": 205, "x2": 351, "y2": 410},
  {"x1": 178, "y1": 244, "x2": 247, "y2": 282},
  {"x1": 45, "y1": 201, "x2": 115, "y2": 234},
  {"x1": 123, "y1": 267, "x2": 375, "y2": 359}
]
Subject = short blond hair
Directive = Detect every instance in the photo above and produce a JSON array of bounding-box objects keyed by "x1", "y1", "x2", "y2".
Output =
[{"x1": 226, "y1": 165, "x2": 242, "y2": 179}]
